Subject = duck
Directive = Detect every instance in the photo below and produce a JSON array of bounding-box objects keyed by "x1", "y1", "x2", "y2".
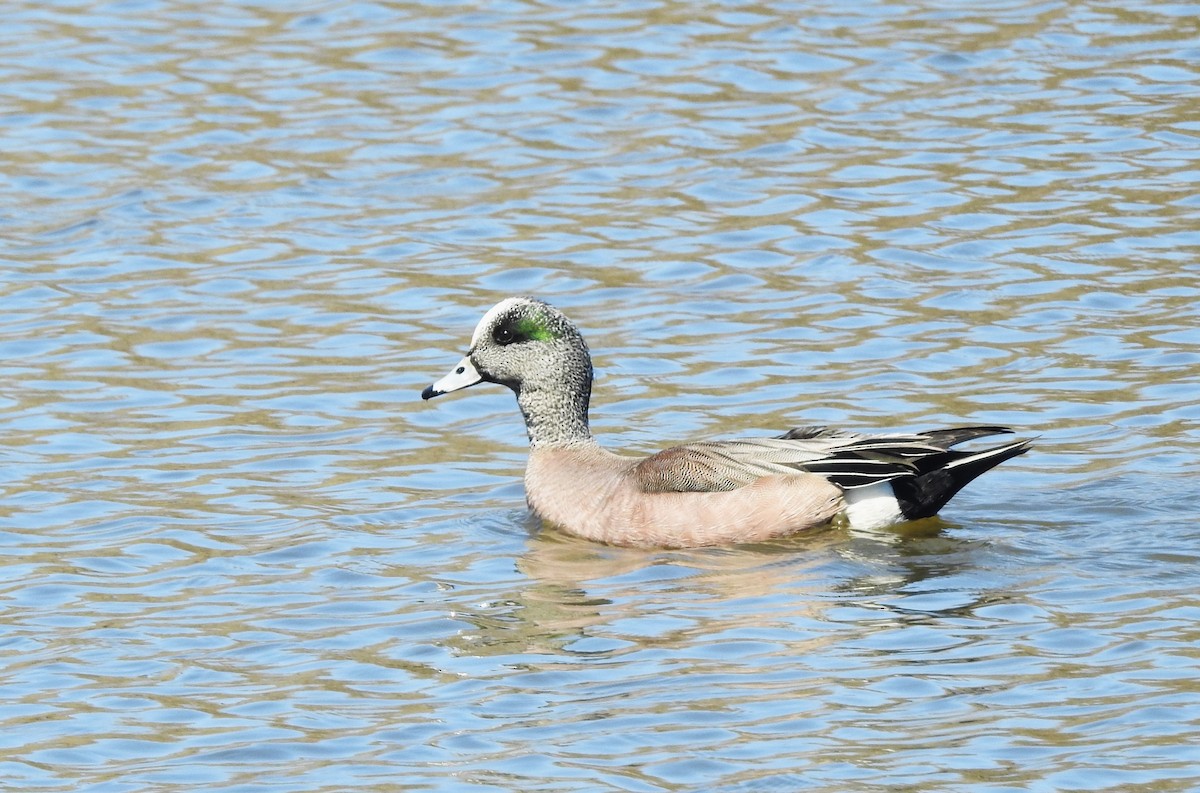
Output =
[{"x1": 421, "y1": 297, "x2": 1030, "y2": 548}]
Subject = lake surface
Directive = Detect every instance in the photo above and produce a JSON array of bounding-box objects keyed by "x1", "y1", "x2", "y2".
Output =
[{"x1": 3, "y1": 0, "x2": 1199, "y2": 790}]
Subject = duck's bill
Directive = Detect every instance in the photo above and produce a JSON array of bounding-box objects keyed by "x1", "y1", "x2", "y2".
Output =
[{"x1": 421, "y1": 356, "x2": 483, "y2": 400}]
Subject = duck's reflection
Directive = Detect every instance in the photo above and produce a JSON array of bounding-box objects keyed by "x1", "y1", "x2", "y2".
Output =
[{"x1": 443, "y1": 515, "x2": 1005, "y2": 657}]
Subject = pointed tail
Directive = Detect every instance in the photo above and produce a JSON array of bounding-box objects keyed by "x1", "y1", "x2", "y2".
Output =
[{"x1": 891, "y1": 436, "x2": 1032, "y2": 520}]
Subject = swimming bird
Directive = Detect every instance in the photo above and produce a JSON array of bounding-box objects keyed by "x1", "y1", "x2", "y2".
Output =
[{"x1": 421, "y1": 297, "x2": 1030, "y2": 548}]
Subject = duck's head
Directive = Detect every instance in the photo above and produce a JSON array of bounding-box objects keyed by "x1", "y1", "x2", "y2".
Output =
[{"x1": 421, "y1": 297, "x2": 592, "y2": 404}]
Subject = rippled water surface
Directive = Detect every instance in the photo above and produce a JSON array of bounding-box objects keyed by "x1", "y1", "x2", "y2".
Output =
[{"x1": 4, "y1": 0, "x2": 1200, "y2": 790}]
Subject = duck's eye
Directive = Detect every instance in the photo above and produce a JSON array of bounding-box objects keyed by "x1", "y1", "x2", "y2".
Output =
[{"x1": 493, "y1": 326, "x2": 516, "y2": 345}]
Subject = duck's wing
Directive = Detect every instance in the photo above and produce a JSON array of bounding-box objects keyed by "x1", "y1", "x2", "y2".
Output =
[{"x1": 634, "y1": 425, "x2": 1025, "y2": 494}]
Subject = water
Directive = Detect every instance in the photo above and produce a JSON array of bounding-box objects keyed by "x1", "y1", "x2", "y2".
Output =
[{"x1": 3, "y1": 0, "x2": 1199, "y2": 790}]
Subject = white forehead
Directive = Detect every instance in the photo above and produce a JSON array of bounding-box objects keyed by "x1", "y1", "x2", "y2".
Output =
[{"x1": 470, "y1": 297, "x2": 526, "y2": 347}]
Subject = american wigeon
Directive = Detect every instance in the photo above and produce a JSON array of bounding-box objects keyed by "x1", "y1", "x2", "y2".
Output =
[{"x1": 422, "y1": 297, "x2": 1030, "y2": 548}]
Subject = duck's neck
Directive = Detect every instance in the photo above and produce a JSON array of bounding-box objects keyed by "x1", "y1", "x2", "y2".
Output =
[{"x1": 516, "y1": 377, "x2": 595, "y2": 449}]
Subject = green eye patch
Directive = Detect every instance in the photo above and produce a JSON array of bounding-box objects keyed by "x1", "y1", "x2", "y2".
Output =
[{"x1": 515, "y1": 315, "x2": 559, "y2": 342}]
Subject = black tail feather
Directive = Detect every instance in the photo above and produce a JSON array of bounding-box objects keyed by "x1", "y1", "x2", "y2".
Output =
[
  {"x1": 892, "y1": 438, "x2": 1032, "y2": 520},
  {"x1": 918, "y1": 426, "x2": 1013, "y2": 448}
]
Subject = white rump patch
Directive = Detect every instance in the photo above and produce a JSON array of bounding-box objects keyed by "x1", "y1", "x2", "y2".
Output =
[
  {"x1": 470, "y1": 297, "x2": 525, "y2": 348},
  {"x1": 842, "y1": 481, "x2": 903, "y2": 530}
]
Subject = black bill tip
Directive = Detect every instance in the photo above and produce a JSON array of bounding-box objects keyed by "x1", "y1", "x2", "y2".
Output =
[{"x1": 421, "y1": 385, "x2": 441, "y2": 401}]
